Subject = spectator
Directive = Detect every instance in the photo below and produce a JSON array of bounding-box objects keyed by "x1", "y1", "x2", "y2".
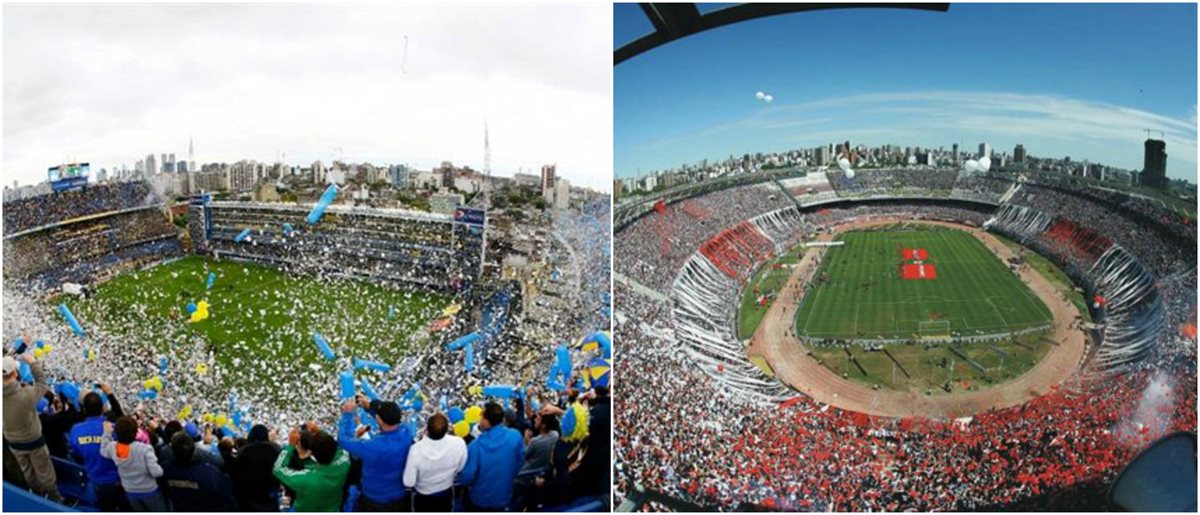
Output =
[
  {"x1": 272, "y1": 427, "x2": 350, "y2": 512},
  {"x1": 337, "y1": 397, "x2": 414, "y2": 511},
  {"x1": 101, "y1": 416, "x2": 167, "y2": 511},
  {"x1": 39, "y1": 391, "x2": 82, "y2": 459},
  {"x1": 68, "y1": 386, "x2": 130, "y2": 511},
  {"x1": 576, "y1": 386, "x2": 611, "y2": 498},
  {"x1": 515, "y1": 411, "x2": 560, "y2": 510},
  {"x1": 3, "y1": 354, "x2": 63, "y2": 502},
  {"x1": 403, "y1": 412, "x2": 467, "y2": 512},
  {"x1": 459, "y1": 402, "x2": 525, "y2": 511},
  {"x1": 158, "y1": 420, "x2": 223, "y2": 470},
  {"x1": 227, "y1": 424, "x2": 281, "y2": 511},
  {"x1": 162, "y1": 432, "x2": 236, "y2": 511}
]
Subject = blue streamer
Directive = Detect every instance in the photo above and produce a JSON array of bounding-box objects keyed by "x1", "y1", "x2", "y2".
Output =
[
  {"x1": 306, "y1": 184, "x2": 339, "y2": 225},
  {"x1": 312, "y1": 332, "x2": 336, "y2": 360},
  {"x1": 58, "y1": 304, "x2": 86, "y2": 337}
]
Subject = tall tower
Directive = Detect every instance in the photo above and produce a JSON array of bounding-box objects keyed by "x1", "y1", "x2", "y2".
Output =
[
  {"x1": 483, "y1": 120, "x2": 491, "y2": 209},
  {"x1": 188, "y1": 136, "x2": 196, "y2": 173}
]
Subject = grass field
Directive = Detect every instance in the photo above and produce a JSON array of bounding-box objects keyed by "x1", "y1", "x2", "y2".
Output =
[
  {"x1": 68, "y1": 256, "x2": 450, "y2": 411},
  {"x1": 793, "y1": 226, "x2": 1052, "y2": 340},
  {"x1": 992, "y1": 234, "x2": 1093, "y2": 323},
  {"x1": 808, "y1": 331, "x2": 1054, "y2": 394},
  {"x1": 737, "y1": 243, "x2": 807, "y2": 340}
]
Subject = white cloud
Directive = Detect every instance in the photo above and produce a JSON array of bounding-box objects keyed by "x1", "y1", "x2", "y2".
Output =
[{"x1": 2, "y1": 3, "x2": 612, "y2": 191}]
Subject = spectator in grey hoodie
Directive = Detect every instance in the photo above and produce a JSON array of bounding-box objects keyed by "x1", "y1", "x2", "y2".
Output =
[
  {"x1": 516, "y1": 412, "x2": 560, "y2": 510},
  {"x1": 101, "y1": 416, "x2": 168, "y2": 511}
]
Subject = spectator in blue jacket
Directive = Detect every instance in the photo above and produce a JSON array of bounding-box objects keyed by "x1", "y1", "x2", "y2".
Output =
[
  {"x1": 68, "y1": 385, "x2": 131, "y2": 511},
  {"x1": 458, "y1": 402, "x2": 524, "y2": 511},
  {"x1": 162, "y1": 432, "x2": 236, "y2": 511},
  {"x1": 337, "y1": 396, "x2": 414, "y2": 511}
]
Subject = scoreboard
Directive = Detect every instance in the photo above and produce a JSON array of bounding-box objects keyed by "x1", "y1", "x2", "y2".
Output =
[{"x1": 49, "y1": 163, "x2": 90, "y2": 192}]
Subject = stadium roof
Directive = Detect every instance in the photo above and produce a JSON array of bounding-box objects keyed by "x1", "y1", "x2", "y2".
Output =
[{"x1": 615, "y1": 3, "x2": 950, "y2": 65}]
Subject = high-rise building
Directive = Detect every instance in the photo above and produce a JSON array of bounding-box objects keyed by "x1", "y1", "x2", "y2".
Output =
[
  {"x1": 978, "y1": 143, "x2": 990, "y2": 159},
  {"x1": 1013, "y1": 144, "x2": 1026, "y2": 163},
  {"x1": 1140, "y1": 139, "x2": 1167, "y2": 189},
  {"x1": 388, "y1": 164, "x2": 409, "y2": 188},
  {"x1": 815, "y1": 145, "x2": 831, "y2": 167},
  {"x1": 145, "y1": 154, "x2": 157, "y2": 178},
  {"x1": 540, "y1": 164, "x2": 556, "y2": 201},
  {"x1": 311, "y1": 160, "x2": 325, "y2": 185},
  {"x1": 951, "y1": 144, "x2": 959, "y2": 164}
]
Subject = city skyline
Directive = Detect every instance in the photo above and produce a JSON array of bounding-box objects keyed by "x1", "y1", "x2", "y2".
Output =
[
  {"x1": 4, "y1": 3, "x2": 612, "y2": 191},
  {"x1": 615, "y1": 3, "x2": 1197, "y2": 181}
]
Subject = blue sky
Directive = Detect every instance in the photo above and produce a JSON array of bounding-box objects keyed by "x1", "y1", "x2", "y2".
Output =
[{"x1": 615, "y1": 3, "x2": 1198, "y2": 181}]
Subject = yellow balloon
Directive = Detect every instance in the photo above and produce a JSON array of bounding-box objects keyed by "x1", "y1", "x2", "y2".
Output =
[
  {"x1": 143, "y1": 376, "x2": 163, "y2": 392},
  {"x1": 465, "y1": 406, "x2": 483, "y2": 424},
  {"x1": 195, "y1": 363, "x2": 209, "y2": 375},
  {"x1": 201, "y1": 413, "x2": 214, "y2": 423},
  {"x1": 467, "y1": 385, "x2": 483, "y2": 396},
  {"x1": 453, "y1": 420, "x2": 470, "y2": 438},
  {"x1": 177, "y1": 405, "x2": 193, "y2": 420},
  {"x1": 214, "y1": 413, "x2": 229, "y2": 427}
]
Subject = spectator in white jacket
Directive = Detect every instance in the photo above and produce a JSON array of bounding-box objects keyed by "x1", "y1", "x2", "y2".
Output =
[{"x1": 403, "y1": 412, "x2": 467, "y2": 512}]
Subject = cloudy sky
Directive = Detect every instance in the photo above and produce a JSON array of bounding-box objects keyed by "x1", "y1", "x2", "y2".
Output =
[
  {"x1": 616, "y1": 3, "x2": 1197, "y2": 181},
  {"x1": 4, "y1": 3, "x2": 612, "y2": 191}
]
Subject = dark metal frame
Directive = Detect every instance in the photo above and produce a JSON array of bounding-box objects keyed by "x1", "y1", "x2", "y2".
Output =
[{"x1": 616, "y1": 3, "x2": 950, "y2": 65}]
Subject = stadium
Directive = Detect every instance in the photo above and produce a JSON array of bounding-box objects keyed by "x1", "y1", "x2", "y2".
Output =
[
  {"x1": 614, "y1": 165, "x2": 1197, "y2": 510},
  {"x1": 2, "y1": 177, "x2": 612, "y2": 512}
]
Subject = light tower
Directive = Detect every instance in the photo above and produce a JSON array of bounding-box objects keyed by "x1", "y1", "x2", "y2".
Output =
[{"x1": 483, "y1": 119, "x2": 491, "y2": 210}]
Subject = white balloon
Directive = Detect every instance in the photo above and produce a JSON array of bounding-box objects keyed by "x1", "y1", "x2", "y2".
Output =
[
  {"x1": 763, "y1": 95, "x2": 774, "y2": 103},
  {"x1": 977, "y1": 156, "x2": 991, "y2": 172},
  {"x1": 964, "y1": 159, "x2": 979, "y2": 172},
  {"x1": 845, "y1": 168, "x2": 856, "y2": 179},
  {"x1": 837, "y1": 158, "x2": 851, "y2": 172},
  {"x1": 755, "y1": 91, "x2": 765, "y2": 100},
  {"x1": 907, "y1": 155, "x2": 917, "y2": 165}
]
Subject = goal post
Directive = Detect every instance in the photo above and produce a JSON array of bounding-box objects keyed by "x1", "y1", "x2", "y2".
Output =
[{"x1": 918, "y1": 320, "x2": 952, "y2": 338}]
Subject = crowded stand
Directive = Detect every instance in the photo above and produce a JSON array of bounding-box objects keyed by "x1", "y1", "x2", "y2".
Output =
[
  {"x1": 4, "y1": 183, "x2": 613, "y2": 512},
  {"x1": 614, "y1": 183, "x2": 793, "y2": 294},
  {"x1": 1005, "y1": 182, "x2": 1194, "y2": 277},
  {"x1": 196, "y1": 201, "x2": 465, "y2": 290},
  {"x1": 3, "y1": 181, "x2": 181, "y2": 291},
  {"x1": 3, "y1": 181, "x2": 158, "y2": 235},
  {"x1": 776, "y1": 174, "x2": 837, "y2": 206},
  {"x1": 950, "y1": 170, "x2": 1018, "y2": 204},
  {"x1": 826, "y1": 167, "x2": 961, "y2": 198},
  {"x1": 614, "y1": 172, "x2": 1196, "y2": 510}
]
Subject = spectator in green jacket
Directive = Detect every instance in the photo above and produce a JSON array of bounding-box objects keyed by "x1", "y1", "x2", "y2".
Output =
[{"x1": 271, "y1": 426, "x2": 350, "y2": 512}]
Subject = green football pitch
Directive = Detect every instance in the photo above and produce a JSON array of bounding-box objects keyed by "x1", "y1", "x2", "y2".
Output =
[
  {"x1": 793, "y1": 226, "x2": 1052, "y2": 340},
  {"x1": 66, "y1": 256, "x2": 450, "y2": 411}
]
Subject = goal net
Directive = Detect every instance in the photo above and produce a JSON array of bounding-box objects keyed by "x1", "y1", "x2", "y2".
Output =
[{"x1": 918, "y1": 320, "x2": 952, "y2": 338}]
